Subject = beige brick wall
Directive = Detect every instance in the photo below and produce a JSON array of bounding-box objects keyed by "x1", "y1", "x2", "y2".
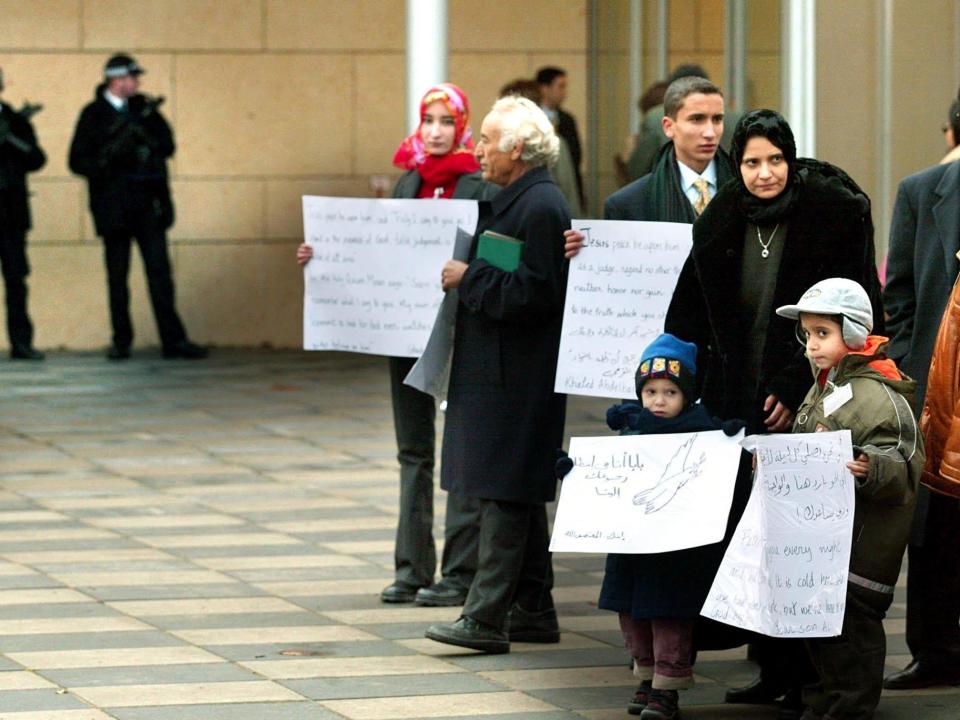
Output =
[{"x1": 0, "y1": 0, "x2": 587, "y2": 351}]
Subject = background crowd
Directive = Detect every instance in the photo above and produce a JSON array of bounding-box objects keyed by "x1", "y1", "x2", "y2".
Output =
[{"x1": 2, "y1": 37, "x2": 960, "y2": 720}]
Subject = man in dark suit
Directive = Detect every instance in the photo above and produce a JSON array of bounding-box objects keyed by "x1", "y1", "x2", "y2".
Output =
[
  {"x1": 69, "y1": 54, "x2": 205, "y2": 361},
  {"x1": 536, "y1": 66, "x2": 584, "y2": 208},
  {"x1": 882, "y1": 156, "x2": 960, "y2": 689},
  {"x1": 0, "y1": 68, "x2": 46, "y2": 360}
]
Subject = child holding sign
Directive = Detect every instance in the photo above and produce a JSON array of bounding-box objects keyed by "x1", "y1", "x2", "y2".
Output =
[
  {"x1": 775, "y1": 278, "x2": 924, "y2": 719},
  {"x1": 584, "y1": 334, "x2": 743, "y2": 720}
]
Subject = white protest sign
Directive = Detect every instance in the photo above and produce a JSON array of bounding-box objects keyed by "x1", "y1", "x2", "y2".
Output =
[
  {"x1": 701, "y1": 431, "x2": 855, "y2": 638},
  {"x1": 302, "y1": 197, "x2": 479, "y2": 357},
  {"x1": 549, "y1": 430, "x2": 743, "y2": 554},
  {"x1": 554, "y1": 220, "x2": 693, "y2": 399}
]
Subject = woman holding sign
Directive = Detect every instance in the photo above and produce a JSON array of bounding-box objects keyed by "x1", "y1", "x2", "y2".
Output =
[
  {"x1": 297, "y1": 83, "x2": 493, "y2": 608},
  {"x1": 665, "y1": 111, "x2": 886, "y2": 714},
  {"x1": 424, "y1": 96, "x2": 570, "y2": 654}
]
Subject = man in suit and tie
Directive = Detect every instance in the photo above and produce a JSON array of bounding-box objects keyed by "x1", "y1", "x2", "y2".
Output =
[
  {"x1": 564, "y1": 75, "x2": 732, "y2": 246},
  {"x1": 882, "y1": 143, "x2": 960, "y2": 690}
]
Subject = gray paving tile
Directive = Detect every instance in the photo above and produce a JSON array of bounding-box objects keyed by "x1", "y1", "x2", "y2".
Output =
[
  {"x1": 209, "y1": 640, "x2": 417, "y2": 662},
  {"x1": 39, "y1": 662, "x2": 257, "y2": 688},
  {"x1": 282, "y1": 672, "x2": 504, "y2": 700},
  {"x1": 0, "y1": 632, "x2": 185, "y2": 653},
  {"x1": 0, "y1": 688, "x2": 90, "y2": 712},
  {"x1": 79, "y1": 583, "x2": 257, "y2": 601},
  {"x1": 110, "y1": 701, "x2": 341, "y2": 719},
  {"x1": 152, "y1": 612, "x2": 332, "y2": 631},
  {"x1": 448, "y1": 647, "x2": 630, "y2": 671}
]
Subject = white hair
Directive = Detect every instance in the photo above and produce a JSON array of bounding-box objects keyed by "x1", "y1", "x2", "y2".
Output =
[{"x1": 489, "y1": 95, "x2": 560, "y2": 168}]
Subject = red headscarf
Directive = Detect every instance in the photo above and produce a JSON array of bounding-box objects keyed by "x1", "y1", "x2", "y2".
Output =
[{"x1": 392, "y1": 83, "x2": 480, "y2": 199}]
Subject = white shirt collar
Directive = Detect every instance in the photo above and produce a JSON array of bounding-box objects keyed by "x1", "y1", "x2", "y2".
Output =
[
  {"x1": 103, "y1": 89, "x2": 126, "y2": 111},
  {"x1": 676, "y1": 158, "x2": 717, "y2": 192}
]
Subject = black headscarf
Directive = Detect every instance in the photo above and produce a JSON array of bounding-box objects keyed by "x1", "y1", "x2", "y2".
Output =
[{"x1": 730, "y1": 109, "x2": 801, "y2": 225}]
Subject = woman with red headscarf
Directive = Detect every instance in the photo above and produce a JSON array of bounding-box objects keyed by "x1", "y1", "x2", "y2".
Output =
[{"x1": 297, "y1": 84, "x2": 493, "y2": 607}]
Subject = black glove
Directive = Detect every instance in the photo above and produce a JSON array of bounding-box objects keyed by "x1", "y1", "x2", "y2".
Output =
[
  {"x1": 555, "y1": 449, "x2": 574, "y2": 480},
  {"x1": 720, "y1": 418, "x2": 747, "y2": 437}
]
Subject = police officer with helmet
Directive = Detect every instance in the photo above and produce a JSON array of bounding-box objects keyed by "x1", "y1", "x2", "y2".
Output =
[{"x1": 69, "y1": 53, "x2": 206, "y2": 360}]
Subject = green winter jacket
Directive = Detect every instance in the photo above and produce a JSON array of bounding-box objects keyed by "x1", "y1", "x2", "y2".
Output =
[{"x1": 792, "y1": 336, "x2": 923, "y2": 596}]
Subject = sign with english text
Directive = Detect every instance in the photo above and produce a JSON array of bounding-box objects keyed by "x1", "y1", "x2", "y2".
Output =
[
  {"x1": 302, "y1": 197, "x2": 479, "y2": 357},
  {"x1": 554, "y1": 219, "x2": 693, "y2": 399},
  {"x1": 701, "y1": 431, "x2": 855, "y2": 638}
]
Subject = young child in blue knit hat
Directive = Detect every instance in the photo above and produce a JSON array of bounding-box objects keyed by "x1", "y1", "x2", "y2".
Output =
[{"x1": 563, "y1": 332, "x2": 743, "y2": 720}]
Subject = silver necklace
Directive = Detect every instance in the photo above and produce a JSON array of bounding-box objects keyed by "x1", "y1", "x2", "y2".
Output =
[{"x1": 756, "y1": 223, "x2": 779, "y2": 258}]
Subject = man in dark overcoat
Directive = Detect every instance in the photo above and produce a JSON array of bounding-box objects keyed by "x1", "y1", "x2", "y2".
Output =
[
  {"x1": 882, "y1": 154, "x2": 960, "y2": 690},
  {"x1": 0, "y1": 69, "x2": 46, "y2": 360},
  {"x1": 69, "y1": 54, "x2": 205, "y2": 361},
  {"x1": 424, "y1": 96, "x2": 569, "y2": 654}
]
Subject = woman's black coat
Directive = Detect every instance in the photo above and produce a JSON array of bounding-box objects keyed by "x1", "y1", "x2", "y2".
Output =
[
  {"x1": 665, "y1": 168, "x2": 884, "y2": 431},
  {"x1": 441, "y1": 166, "x2": 570, "y2": 503}
]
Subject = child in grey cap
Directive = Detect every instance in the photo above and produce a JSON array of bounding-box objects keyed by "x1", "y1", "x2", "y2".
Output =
[{"x1": 775, "y1": 277, "x2": 925, "y2": 720}]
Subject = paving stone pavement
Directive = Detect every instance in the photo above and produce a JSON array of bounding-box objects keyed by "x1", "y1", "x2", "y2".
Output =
[{"x1": 0, "y1": 350, "x2": 955, "y2": 719}]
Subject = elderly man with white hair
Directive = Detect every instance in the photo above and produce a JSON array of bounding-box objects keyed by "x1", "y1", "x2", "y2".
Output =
[{"x1": 425, "y1": 96, "x2": 570, "y2": 654}]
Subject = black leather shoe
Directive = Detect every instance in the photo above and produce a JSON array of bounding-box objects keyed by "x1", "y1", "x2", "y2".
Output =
[
  {"x1": 776, "y1": 687, "x2": 805, "y2": 720},
  {"x1": 106, "y1": 345, "x2": 131, "y2": 360},
  {"x1": 724, "y1": 675, "x2": 787, "y2": 704},
  {"x1": 425, "y1": 616, "x2": 509, "y2": 654},
  {"x1": 162, "y1": 340, "x2": 208, "y2": 359},
  {"x1": 505, "y1": 604, "x2": 560, "y2": 643},
  {"x1": 415, "y1": 579, "x2": 468, "y2": 607},
  {"x1": 9, "y1": 344, "x2": 44, "y2": 360},
  {"x1": 883, "y1": 659, "x2": 960, "y2": 689},
  {"x1": 380, "y1": 581, "x2": 421, "y2": 603}
]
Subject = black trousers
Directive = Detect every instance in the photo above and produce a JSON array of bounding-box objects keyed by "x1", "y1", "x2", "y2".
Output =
[
  {"x1": 102, "y1": 195, "x2": 186, "y2": 350},
  {"x1": 462, "y1": 498, "x2": 555, "y2": 630},
  {"x1": 0, "y1": 222, "x2": 32, "y2": 349},
  {"x1": 905, "y1": 488, "x2": 960, "y2": 665},
  {"x1": 388, "y1": 356, "x2": 479, "y2": 589},
  {"x1": 803, "y1": 585, "x2": 891, "y2": 720}
]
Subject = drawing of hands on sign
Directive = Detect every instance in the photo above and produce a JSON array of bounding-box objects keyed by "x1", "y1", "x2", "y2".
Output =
[{"x1": 632, "y1": 435, "x2": 707, "y2": 513}]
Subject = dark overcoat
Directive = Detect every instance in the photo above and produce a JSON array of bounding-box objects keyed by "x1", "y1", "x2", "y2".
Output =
[
  {"x1": 441, "y1": 166, "x2": 570, "y2": 503},
  {"x1": 598, "y1": 403, "x2": 729, "y2": 618},
  {"x1": 0, "y1": 102, "x2": 46, "y2": 232},
  {"x1": 884, "y1": 160, "x2": 960, "y2": 408},
  {"x1": 665, "y1": 169, "x2": 884, "y2": 431},
  {"x1": 883, "y1": 160, "x2": 960, "y2": 546},
  {"x1": 68, "y1": 85, "x2": 175, "y2": 237}
]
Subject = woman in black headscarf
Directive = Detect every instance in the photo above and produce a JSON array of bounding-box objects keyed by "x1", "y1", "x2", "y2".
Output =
[
  {"x1": 666, "y1": 108, "x2": 884, "y2": 435},
  {"x1": 664, "y1": 109, "x2": 885, "y2": 718}
]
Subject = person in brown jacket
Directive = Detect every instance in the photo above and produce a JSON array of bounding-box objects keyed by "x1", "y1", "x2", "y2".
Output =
[{"x1": 920, "y1": 269, "x2": 960, "y2": 497}]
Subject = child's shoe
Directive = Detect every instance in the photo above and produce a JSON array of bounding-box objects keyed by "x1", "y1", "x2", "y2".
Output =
[
  {"x1": 627, "y1": 679, "x2": 652, "y2": 715},
  {"x1": 640, "y1": 688, "x2": 680, "y2": 720}
]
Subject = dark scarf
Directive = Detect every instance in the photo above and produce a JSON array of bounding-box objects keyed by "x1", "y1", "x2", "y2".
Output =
[
  {"x1": 730, "y1": 109, "x2": 801, "y2": 225},
  {"x1": 646, "y1": 142, "x2": 734, "y2": 223},
  {"x1": 606, "y1": 402, "x2": 717, "y2": 435}
]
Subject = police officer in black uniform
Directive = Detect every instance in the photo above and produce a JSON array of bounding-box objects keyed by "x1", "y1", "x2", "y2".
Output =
[
  {"x1": 0, "y1": 68, "x2": 46, "y2": 360},
  {"x1": 69, "y1": 54, "x2": 206, "y2": 360}
]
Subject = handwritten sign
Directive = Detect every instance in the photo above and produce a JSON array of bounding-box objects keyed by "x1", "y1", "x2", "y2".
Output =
[
  {"x1": 554, "y1": 220, "x2": 693, "y2": 399},
  {"x1": 302, "y1": 197, "x2": 479, "y2": 357},
  {"x1": 549, "y1": 430, "x2": 743, "y2": 554},
  {"x1": 701, "y1": 431, "x2": 855, "y2": 638}
]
